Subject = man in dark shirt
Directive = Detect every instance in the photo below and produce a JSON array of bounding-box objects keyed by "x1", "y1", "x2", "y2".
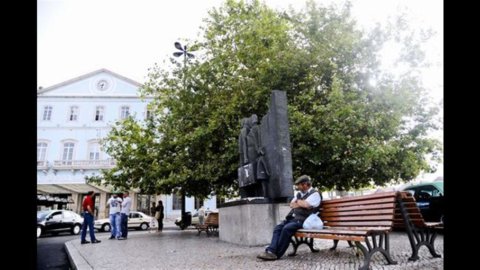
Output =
[{"x1": 80, "y1": 191, "x2": 101, "y2": 244}]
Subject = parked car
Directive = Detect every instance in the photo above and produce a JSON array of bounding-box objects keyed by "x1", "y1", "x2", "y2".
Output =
[
  {"x1": 94, "y1": 211, "x2": 156, "y2": 232},
  {"x1": 401, "y1": 181, "x2": 444, "y2": 223},
  {"x1": 37, "y1": 209, "x2": 84, "y2": 238},
  {"x1": 174, "y1": 210, "x2": 215, "y2": 229}
]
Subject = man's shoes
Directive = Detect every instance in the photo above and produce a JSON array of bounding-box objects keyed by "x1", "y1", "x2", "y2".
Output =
[
  {"x1": 257, "y1": 251, "x2": 277, "y2": 260},
  {"x1": 80, "y1": 240, "x2": 90, "y2": 244},
  {"x1": 117, "y1": 237, "x2": 125, "y2": 240},
  {"x1": 91, "y1": 239, "x2": 101, "y2": 244},
  {"x1": 108, "y1": 236, "x2": 115, "y2": 239}
]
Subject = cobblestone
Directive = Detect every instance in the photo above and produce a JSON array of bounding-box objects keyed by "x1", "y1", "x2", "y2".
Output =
[{"x1": 66, "y1": 221, "x2": 443, "y2": 270}]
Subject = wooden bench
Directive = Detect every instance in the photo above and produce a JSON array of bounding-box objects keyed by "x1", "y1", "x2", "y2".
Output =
[
  {"x1": 195, "y1": 212, "x2": 219, "y2": 236},
  {"x1": 289, "y1": 191, "x2": 398, "y2": 270},
  {"x1": 395, "y1": 191, "x2": 442, "y2": 261}
]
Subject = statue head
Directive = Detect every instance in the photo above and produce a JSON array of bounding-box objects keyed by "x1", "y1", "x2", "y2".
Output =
[{"x1": 250, "y1": 114, "x2": 258, "y2": 125}]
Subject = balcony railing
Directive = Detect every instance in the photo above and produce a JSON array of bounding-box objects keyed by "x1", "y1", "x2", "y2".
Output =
[
  {"x1": 37, "y1": 160, "x2": 48, "y2": 170},
  {"x1": 50, "y1": 159, "x2": 116, "y2": 170}
]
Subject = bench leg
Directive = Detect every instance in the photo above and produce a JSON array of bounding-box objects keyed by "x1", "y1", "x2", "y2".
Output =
[
  {"x1": 329, "y1": 239, "x2": 339, "y2": 251},
  {"x1": 288, "y1": 237, "x2": 319, "y2": 256},
  {"x1": 407, "y1": 228, "x2": 442, "y2": 261},
  {"x1": 355, "y1": 233, "x2": 397, "y2": 270}
]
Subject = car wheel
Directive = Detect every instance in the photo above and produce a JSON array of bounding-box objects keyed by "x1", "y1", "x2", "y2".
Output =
[
  {"x1": 71, "y1": 224, "x2": 81, "y2": 235},
  {"x1": 102, "y1": 223, "x2": 111, "y2": 232},
  {"x1": 37, "y1": 226, "x2": 42, "y2": 238},
  {"x1": 140, "y1": 223, "x2": 149, "y2": 231}
]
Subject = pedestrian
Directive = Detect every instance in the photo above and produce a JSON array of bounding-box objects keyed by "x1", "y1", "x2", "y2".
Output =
[
  {"x1": 80, "y1": 191, "x2": 101, "y2": 244},
  {"x1": 120, "y1": 191, "x2": 132, "y2": 239},
  {"x1": 107, "y1": 191, "x2": 124, "y2": 240},
  {"x1": 150, "y1": 202, "x2": 156, "y2": 217},
  {"x1": 198, "y1": 205, "x2": 206, "y2": 225},
  {"x1": 155, "y1": 200, "x2": 164, "y2": 232},
  {"x1": 257, "y1": 175, "x2": 321, "y2": 260}
]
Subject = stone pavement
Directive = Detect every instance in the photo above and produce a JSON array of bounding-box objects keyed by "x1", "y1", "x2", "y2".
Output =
[{"x1": 66, "y1": 218, "x2": 443, "y2": 270}]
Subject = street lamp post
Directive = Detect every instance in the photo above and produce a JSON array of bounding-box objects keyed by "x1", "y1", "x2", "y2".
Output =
[
  {"x1": 173, "y1": 42, "x2": 194, "y2": 229},
  {"x1": 173, "y1": 42, "x2": 194, "y2": 91}
]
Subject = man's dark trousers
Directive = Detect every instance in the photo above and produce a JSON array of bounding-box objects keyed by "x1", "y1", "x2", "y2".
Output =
[{"x1": 266, "y1": 219, "x2": 303, "y2": 258}]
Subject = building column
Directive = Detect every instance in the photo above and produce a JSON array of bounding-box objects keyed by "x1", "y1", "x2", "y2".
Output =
[
  {"x1": 99, "y1": 192, "x2": 107, "y2": 219},
  {"x1": 131, "y1": 192, "x2": 137, "y2": 212},
  {"x1": 74, "y1": 193, "x2": 82, "y2": 213}
]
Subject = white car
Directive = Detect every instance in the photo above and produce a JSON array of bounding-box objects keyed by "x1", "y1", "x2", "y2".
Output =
[{"x1": 94, "y1": 211, "x2": 157, "y2": 232}]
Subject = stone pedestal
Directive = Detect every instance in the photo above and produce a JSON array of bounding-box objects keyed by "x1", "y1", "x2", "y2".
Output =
[{"x1": 218, "y1": 198, "x2": 291, "y2": 246}]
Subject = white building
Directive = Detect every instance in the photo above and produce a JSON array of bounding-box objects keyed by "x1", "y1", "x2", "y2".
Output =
[{"x1": 37, "y1": 69, "x2": 216, "y2": 219}]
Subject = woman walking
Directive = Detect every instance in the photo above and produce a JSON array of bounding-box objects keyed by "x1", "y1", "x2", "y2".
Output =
[{"x1": 155, "y1": 200, "x2": 164, "y2": 232}]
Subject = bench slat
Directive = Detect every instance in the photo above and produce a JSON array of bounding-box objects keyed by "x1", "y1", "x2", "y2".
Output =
[
  {"x1": 321, "y1": 191, "x2": 397, "y2": 204},
  {"x1": 295, "y1": 232, "x2": 365, "y2": 242},
  {"x1": 324, "y1": 214, "x2": 397, "y2": 222},
  {"x1": 323, "y1": 208, "x2": 395, "y2": 217},
  {"x1": 322, "y1": 203, "x2": 396, "y2": 213},
  {"x1": 324, "y1": 220, "x2": 393, "y2": 227},
  {"x1": 322, "y1": 197, "x2": 396, "y2": 208}
]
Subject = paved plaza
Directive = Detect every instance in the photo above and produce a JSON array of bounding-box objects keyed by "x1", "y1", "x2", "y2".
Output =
[{"x1": 66, "y1": 218, "x2": 443, "y2": 270}]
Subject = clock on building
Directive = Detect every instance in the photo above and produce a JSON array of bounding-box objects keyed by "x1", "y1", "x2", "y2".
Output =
[{"x1": 96, "y1": 79, "x2": 109, "y2": 91}]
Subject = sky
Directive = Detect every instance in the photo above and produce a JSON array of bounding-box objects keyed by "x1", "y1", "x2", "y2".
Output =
[{"x1": 37, "y1": 0, "x2": 443, "y2": 180}]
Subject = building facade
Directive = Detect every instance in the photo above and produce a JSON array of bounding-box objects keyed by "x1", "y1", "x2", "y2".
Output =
[{"x1": 37, "y1": 69, "x2": 216, "y2": 219}]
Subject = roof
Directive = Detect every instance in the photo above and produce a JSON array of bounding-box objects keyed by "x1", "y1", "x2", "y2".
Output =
[
  {"x1": 37, "y1": 68, "x2": 142, "y2": 94},
  {"x1": 37, "y1": 183, "x2": 110, "y2": 194}
]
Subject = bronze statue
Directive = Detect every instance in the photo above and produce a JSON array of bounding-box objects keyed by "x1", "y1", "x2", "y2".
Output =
[{"x1": 237, "y1": 91, "x2": 294, "y2": 201}]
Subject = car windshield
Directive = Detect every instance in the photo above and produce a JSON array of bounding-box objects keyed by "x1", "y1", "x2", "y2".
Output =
[{"x1": 37, "y1": 210, "x2": 51, "y2": 219}]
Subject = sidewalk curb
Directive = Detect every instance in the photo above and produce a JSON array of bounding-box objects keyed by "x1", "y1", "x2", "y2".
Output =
[{"x1": 65, "y1": 240, "x2": 93, "y2": 270}]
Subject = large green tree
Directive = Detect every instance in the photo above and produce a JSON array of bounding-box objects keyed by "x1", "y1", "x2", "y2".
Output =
[{"x1": 89, "y1": 0, "x2": 441, "y2": 197}]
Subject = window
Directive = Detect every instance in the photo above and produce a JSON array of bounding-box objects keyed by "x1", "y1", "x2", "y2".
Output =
[
  {"x1": 63, "y1": 211, "x2": 74, "y2": 219},
  {"x1": 95, "y1": 106, "x2": 104, "y2": 121},
  {"x1": 62, "y1": 142, "x2": 75, "y2": 165},
  {"x1": 37, "y1": 142, "x2": 48, "y2": 161},
  {"x1": 172, "y1": 193, "x2": 182, "y2": 210},
  {"x1": 69, "y1": 106, "x2": 78, "y2": 121},
  {"x1": 120, "y1": 106, "x2": 130, "y2": 119},
  {"x1": 88, "y1": 142, "x2": 100, "y2": 160},
  {"x1": 130, "y1": 213, "x2": 141, "y2": 218},
  {"x1": 50, "y1": 211, "x2": 63, "y2": 221},
  {"x1": 145, "y1": 109, "x2": 153, "y2": 120},
  {"x1": 43, "y1": 106, "x2": 52, "y2": 121}
]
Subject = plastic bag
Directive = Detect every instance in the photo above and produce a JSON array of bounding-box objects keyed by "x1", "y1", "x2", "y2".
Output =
[{"x1": 302, "y1": 213, "x2": 323, "y2": 230}]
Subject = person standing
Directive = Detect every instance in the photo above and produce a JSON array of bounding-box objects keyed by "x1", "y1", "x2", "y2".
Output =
[
  {"x1": 107, "y1": 192, "x2": 124, "y2": 240},
  {"x1": 120, "y1": 191, "x2": 132, "y2": 239},
  {"x1": 150, "y1": 202, "x2": 156, "y2": 217},
  {"x1": 155, "y1": 200, "x2": 164, "y2": 232},
  {"x1": 198, "y1": 205, "x2": 206, "y2": 225},
  {"x1": 257, "y1": 175, "x2": 321, "y2": 260},
  {"x1": 80, "y1": 191, "x2": 101, "y2": 244}
]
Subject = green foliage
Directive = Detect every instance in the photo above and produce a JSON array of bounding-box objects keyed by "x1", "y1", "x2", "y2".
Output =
[{"x1": 89, "y1": 0, "x2": 441, "y2": 196}]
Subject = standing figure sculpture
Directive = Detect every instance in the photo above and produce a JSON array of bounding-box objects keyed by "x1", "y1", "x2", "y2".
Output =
[
  {"x1": 238, "y1": 118, "x2": 251, "y2": 166},
  {"x1": 237, "y1": 90, "x2": 293, "y2": 201}
]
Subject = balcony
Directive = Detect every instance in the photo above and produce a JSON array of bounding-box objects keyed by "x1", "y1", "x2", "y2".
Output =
[
  {"x1": 37, "y1": 160, "x2": 48, "y2": 170},
  {"x1": 50, "y1": 159, "x2": 116, "y2": 170}
]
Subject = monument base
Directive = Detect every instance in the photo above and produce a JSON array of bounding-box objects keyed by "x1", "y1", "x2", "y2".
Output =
[{"x1": 218, "y1": 198, "x2": 291, "y2": 246}]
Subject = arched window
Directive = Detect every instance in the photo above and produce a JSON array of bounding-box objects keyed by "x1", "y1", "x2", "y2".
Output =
[
  {"x1": 88, "y1": 142, "x2": 101, "y2": 160},
  {"x1": 62, "y1": 142, "x2": 75, "y2": 165},
  {"x1": 37, "y1": 142, "x2": 48, "y2": 161}
]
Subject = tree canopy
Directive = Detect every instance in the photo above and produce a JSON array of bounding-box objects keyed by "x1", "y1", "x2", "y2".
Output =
[{"x1": 88, "y1": 0, "x2": 442, "y2": 197}]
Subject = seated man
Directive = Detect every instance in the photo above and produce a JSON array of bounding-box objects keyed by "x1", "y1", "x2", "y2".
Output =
[{"x1": 257, "y1": 175, "x2": 321, "y2": 260}]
